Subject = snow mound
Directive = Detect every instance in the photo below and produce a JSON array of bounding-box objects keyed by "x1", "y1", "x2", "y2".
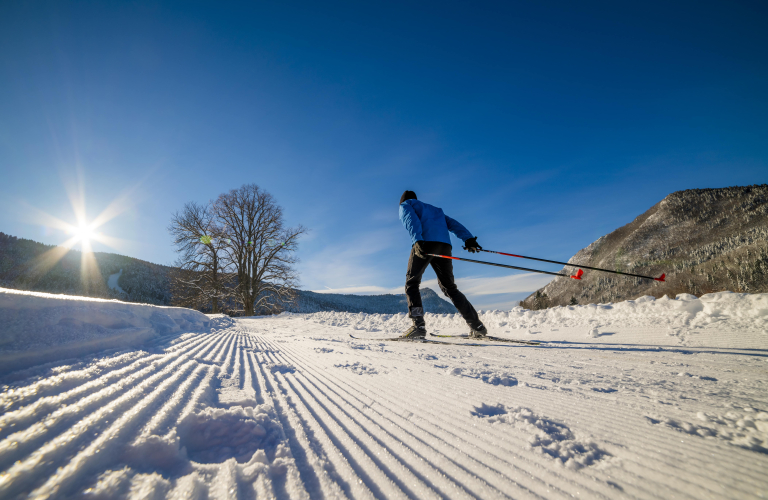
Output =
[
  {"x1": 299, "y1": 291, "x2": 768, "y2": 347},
  {"x1": 473, "y1": 404, "x2": 609, "y2": 470},
  {"x1": 646, "y1": 408, "x2": 768, "y2": 453},
  {"x1": 0, "y1": 288, "x2": 211, "y2": 374},
  {"x1": 448, "y1": 367, "x2": 517, "y2": 386},
  {"x1": 206, "y1": 313, "x2": 236, "y2": 330},
  {"x1": 334, "y1": 361, "x2": 379, "y2": 375},
  {"x1": 177, "y1": 405, "x2": 284, "y2": 464}
]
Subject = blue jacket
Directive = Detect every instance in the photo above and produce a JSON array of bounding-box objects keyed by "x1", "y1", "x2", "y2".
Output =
[{"x1": 399, "y1": 199, "x2": 474, "y2": 246}]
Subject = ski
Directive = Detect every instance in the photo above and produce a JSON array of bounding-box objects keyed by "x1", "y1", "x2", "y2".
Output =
[
  {"x1": 429, "y1": 333, "x2": 542, "y2": 345},
  {"x1": 348, "y1": 333, "x2": 507, "y2": 346}
]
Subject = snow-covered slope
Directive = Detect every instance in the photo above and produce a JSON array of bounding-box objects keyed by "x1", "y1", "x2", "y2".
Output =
[
  {"x1": 107, "y1": 269, "x2": 126, "y2": 294},
  {"x1": 0, "y1": 287, "x2": 212, "y2": 374},
  {"x1": 1, "y1": 289, "x2": 766, "y2": 499}
]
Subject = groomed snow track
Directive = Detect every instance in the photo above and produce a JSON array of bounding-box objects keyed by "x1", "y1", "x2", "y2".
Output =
[{"x1": 1, "y1": 309, "x2": 768, "y2": 499}]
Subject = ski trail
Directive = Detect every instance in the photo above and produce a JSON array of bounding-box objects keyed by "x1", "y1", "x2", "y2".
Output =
[
  {"x1": 266, "y1": 336, "x2": 556, "y2": 500},
  {"x1": 0, "y1": 352, "x2": 160, "y2": 439},
  {"x1": 0, "y1": 330, "x2": 227, "y2": 498},
  {"x1": 2, "y1": 353, "x2": 203, "y2": 498},
  {"x1": 254, "y1": 315, "x2": 767, "y2": 500},
  {"x1": 251, "y1": 340, "x2": 378, "y2": 500},
  {"x1": 324, "y1": 349, "x2": 714, "y2": 500},
  {"x1": 348, "y1": 340, "x2": 749, "y2": 497},
  {"x1": 259, "y1": 337, "x2": 511, "y2": 498},
  {"x1": 2, "y1": 307, "x2": 767, "y2": 499},
  {"x1": 137, "y1": 364, "x2": 209, "y2": 437},
  {"x1": 0, "y1": 333, "x2": 221, "y2": 472},
  {"x1": 263, "y1": 357, "x2": 445, "y2": 499},
  {"x1": 0, "y1": 350, "x2": 148, "y2": 412},
  {"x1": 27, "y1": 328, "x2": 240, "y2": 498},
  {"x1": 258, "y1": 357, "x2": 384, "y2": 499},
  {"x1": 245, "y1": 348, "x2": 350, "y2": 499}
]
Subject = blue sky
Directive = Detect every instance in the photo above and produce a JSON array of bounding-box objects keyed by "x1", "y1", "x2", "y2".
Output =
[{"x1": 1, "y1": 1, "x2": 766, "y2": 309}]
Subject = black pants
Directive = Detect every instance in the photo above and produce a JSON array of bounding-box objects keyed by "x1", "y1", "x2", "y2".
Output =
[{"x1": 405, "y1": 242, "x2": 481, "y2": 328}]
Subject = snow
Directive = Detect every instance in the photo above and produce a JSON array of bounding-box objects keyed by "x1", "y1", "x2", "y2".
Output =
[
  {"x1": 0, "y1": 287, "x2": 211, "y2": 375},
  {"x1": 1, "y1": 289, "x2": 767, "y2": 499},
  {"x1": 107, "y1": 269, "x2": 126, "y2": 294}
]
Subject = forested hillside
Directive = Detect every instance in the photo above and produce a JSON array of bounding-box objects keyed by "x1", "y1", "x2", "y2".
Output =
[
  {"x1": 0, "y1": 233, "x2": 171, "y2": 304},
  {"x1": 289, "y1": 288, "x2": 456, "y2": 314},
  {"x1": 0, "y1": 233, "x2": 456, "y2": 314}
]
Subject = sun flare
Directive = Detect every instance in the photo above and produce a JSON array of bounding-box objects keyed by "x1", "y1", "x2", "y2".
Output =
[
  {"x1": 70, "y1": 223, "x2": 97, "y2": 244},
  {"x1": 75, "y1": 224, "x2": 98, "y2": 243}
]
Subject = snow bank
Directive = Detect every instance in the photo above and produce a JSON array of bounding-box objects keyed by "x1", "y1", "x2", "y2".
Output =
[
  {"x1": 293, "y1": 291, "x2": 768, "y2": 346},
  {"x1": 0, "y1": 288, "x2": 211, "y2": 374}
]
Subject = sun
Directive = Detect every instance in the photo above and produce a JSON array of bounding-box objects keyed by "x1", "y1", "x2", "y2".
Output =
[
  {"x1": 21, "y1": 166, "x2": 144, "y2": 293},
  {"x1": 72, "y1": 223, "x2": 97, "y2": 244}
]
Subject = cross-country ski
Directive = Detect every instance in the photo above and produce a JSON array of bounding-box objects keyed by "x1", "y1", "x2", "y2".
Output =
[
  {"x1": 348, "y1": 332, "x2": 520, "y2": 346},
  {"x1": 429, "y1": 333, "x2": 543, "y2": 345}
]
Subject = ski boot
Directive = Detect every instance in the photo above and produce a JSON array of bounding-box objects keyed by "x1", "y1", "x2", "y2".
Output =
[
  {"x1": 400, "y1": 316, "x2": 427, "y2": 339},
  {"x1": 469, "y1": 323, "x2": 488, "y2": 338}
]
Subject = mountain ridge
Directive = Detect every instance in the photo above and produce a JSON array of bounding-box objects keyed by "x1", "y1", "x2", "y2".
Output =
[{"x1": 523, "y1": 184, "x2": 768, "y2": 308}]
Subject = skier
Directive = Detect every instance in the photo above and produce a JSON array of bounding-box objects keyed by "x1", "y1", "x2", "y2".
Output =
[{"x1": 398, "y1": 190, "x2": 488, "y2": 339}]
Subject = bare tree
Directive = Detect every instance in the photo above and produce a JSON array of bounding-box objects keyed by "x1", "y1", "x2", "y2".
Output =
[
  {"x1": 213, "y1": 184, "x2": 306, "y2": 316},
  {"x1": 168, "y1": 202, "x2": 229, "y2": 313},
  {"x1": 168, "y1": 267, "x2": 208, "y2": 311}
]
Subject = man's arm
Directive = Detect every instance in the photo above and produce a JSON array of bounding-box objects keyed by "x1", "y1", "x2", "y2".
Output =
[
  {"x1": 400, "y1": 203, "x2": 424, "y2": 244},
  {"x1": 445, "y1": 215, "x2": 473, "y2": 242}
]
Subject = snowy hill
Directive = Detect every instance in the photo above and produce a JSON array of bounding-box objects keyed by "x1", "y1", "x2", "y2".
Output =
[
  {"x1": 525, "y1": 184, "x2": 768, "y2": 308},
  {"x1": 1, "y1": 287, "x2": 766, "y2": 498},
  {"x1": 0, "y1": 232, "x2": 172, "y2": 305},
  {"x1": 0, "y1": 233, "x2": 455, "y2": 315}
]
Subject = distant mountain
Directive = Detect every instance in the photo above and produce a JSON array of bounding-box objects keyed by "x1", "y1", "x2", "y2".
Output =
[
  {"x1": 289, "y1": 288, "x2": 456, "y2": 314},
  {"x1": 523, "y1": 185, "x2": 768, "y2": 308},
  {"x1": 0, "y1": 232, "x2": 456, "y2": 314}
]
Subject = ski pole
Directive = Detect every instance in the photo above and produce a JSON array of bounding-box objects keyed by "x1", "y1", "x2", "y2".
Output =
[
  {"x1": 428, "y1": 254, "x2": 584, "y2": 280},
  {"x1": 477, "y1": 248, "x2": 665, "y2": 282}
]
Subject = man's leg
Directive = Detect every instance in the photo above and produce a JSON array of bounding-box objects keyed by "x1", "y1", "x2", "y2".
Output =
[
  {"x1": 405, "y1": 245, "x2": 431, "y2": 319},
  {"x1": 430, "y1": 243, "x2": 483, "y2": 330},
  {"x1": 401, "y1": 245, "x2": 432, "y2": 337}
]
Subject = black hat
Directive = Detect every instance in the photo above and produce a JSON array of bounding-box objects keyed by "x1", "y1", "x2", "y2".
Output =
[{"x1": 400, "y1": 190, "x2": 417, "y2": 204}]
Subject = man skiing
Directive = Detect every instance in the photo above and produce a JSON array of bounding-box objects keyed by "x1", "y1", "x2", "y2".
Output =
[{"x1": 398, "y1": 190, "x2": 488, "y2": 339}]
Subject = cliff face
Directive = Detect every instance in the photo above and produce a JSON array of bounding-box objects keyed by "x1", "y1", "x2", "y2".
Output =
[{"x1": 524, "y1": 185, "x2": 768, "y2": 307}]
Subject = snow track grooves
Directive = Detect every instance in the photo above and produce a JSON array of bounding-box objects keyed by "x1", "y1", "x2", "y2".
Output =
[
  {"x1": 3, "y1": 312, "x2": 767, "y2": 500},
  {"x1": 263, "y1": 340, "x2": 517, "y2": 500},
  {"x1": 343, "y1": 342, "x2": 765, "y2": 493},
  {"x1": 239, "y1": 314, "x2": 766, "y2": 500},
  {"x1": 0, "y1": 330, "x2": 225, "y2": 499},
  {"x1": 260, "y1": 336, "x2": 558, "y2": 500}
]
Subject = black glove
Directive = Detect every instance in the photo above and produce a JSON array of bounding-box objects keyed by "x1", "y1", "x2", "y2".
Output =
[
  {"x1": 463, "y1": 237, "x2": 482, "y2": 253},
  {"x1": 413, "y1": 241, "x2": 428, "y2": 259}
]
